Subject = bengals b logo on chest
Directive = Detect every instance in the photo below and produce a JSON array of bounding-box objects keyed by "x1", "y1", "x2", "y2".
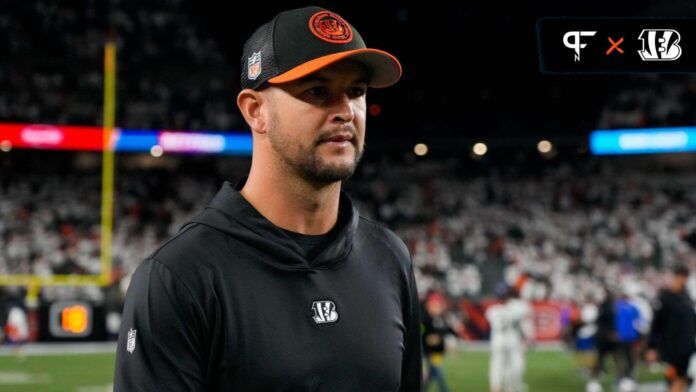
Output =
[{"x1": 312, "y1": 300, "x2": 339, "y2": 324}]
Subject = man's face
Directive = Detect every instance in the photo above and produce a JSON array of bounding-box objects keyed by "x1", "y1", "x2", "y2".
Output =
[
  {"x1": 673, "y1": 273, "x2": 688, "y2": 292},
  {"x1": 261, "y1": 59, "x2": 368, "y2": 185}
]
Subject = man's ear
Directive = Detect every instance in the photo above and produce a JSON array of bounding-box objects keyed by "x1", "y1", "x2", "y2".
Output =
[{"x1": 237, "y1": 88, "x2": 268, "y2": 134}]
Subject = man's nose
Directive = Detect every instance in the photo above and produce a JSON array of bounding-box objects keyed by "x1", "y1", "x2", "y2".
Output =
[{"x1": 329, "y1": 93, "x2": 355, "y2": 124}]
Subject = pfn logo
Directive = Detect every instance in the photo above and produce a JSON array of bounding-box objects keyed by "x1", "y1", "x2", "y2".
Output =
[
  {"x1": 638, "y1": 29, "x2": 682, "y2": 61},
  {"x1": 563, "y1": 31, "x2": 597, "y2": 61}
]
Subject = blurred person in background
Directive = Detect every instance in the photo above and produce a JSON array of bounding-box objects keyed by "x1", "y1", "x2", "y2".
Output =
[
  {"x1": 486, "y1": 285, "x2": 534, "y2": 392},
  {"x1": 2, "y1": 290, "x2": 29, "y2": 362},
  {"x1": 614, "y1": 290, "x2": 642, "y2": 392},
  {"x1": 421, "y1": 290, "x2": 462, "y2": 392},
  {"x1": 646, "y1": 265, "x2": 696, "y2": 392},
  {"x1": 587, "y1": 288, "x2": 620, "y2": 392},
  {"x1": 573, "y1": 298, "x2": 600, "y2": 377}
]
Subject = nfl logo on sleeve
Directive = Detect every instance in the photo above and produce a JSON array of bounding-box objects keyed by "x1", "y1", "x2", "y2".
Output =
[
  {"x1": 312, "y1": 300, "x2": 339, "y2": 324},
  {"x1": 126, "y1": 328, "x2": 137, "y2": 354}
]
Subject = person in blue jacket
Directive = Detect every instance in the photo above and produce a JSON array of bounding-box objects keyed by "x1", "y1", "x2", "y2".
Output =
[{"x1": 614, "y1": 291, "x2": 642, "y2": 389}]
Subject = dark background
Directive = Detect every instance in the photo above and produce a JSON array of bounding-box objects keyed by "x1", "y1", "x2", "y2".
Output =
[
  {"x1": 3, "y1": 0, "x2": 696, "y2": 152},
  {"x1": 190, "y1": 0, "x2": 696, "y2": 143}
]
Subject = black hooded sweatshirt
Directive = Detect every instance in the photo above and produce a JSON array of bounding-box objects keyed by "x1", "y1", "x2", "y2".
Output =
[
  {"x1": 114, "y1": 178, "x2": 423, "y2": 391},
  {"x1": 648, "y1": 288, "x2": 696, "y2": 362}
]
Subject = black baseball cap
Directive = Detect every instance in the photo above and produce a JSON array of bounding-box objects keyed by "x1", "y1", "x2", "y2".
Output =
[{"x1": 240, "y1": 6, "x2": 402, "y2": 90}]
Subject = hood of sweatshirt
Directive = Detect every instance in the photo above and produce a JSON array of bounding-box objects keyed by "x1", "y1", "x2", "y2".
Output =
[{"x1": 185, "y1": 177, "x2": 358, "y2": 272}]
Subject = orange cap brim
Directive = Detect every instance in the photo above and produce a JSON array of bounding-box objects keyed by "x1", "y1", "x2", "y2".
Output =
[{"x1": 267, "y1": 48, "x2": 402, "y2": 88}]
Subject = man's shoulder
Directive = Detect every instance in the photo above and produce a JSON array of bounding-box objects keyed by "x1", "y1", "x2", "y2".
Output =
[
  {"x1": 146, "y1": 222, "x2": 227, "y2": 276},
  {"x1": 357, "y1": 216, "x2": 410, "y2": 264},
  {"x1": 124, "y1": 223, "x2": 225, "y2": 317},
  {"x1": 653, "y1": 289, "x2": 675, "y2": 311},
  {"x1": 656, "y1": 289, "x2": 675, "y2": 302},
  {"x1": 486, "y1": 303, "x2": 505, "y2": 318}
]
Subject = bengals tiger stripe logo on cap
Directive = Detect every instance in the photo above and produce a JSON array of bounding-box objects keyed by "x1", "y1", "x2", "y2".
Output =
[{"x1": 309, "y1": 11, "x2": 353, "y2": 44}]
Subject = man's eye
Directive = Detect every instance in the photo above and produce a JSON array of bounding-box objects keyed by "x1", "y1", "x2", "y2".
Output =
[
  {"x1": 349, "y1": 87, "x2": 367, "y2": 98},
  {"x1": 306, "y1": 87, "x2": 328, "y2": 96}
]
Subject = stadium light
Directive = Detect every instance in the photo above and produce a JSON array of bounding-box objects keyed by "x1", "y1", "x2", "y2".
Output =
[
  {"x1": 537, "y1": 140, "x2": 553, "y2": 154},
  {"x1": 150, "y1": 145, "x2": 164, "y2": 157},
  {"x1": 473, "y1": 142, "x2": 488, "y2": 156}
]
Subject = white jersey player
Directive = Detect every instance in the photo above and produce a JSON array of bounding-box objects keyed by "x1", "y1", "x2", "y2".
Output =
[
  {"x1": 5, "y1": 305, "x2": 29, "y2": 360},
  {"x1": 486, "y1": 292, "x2": 534, "y2": 392},
  {"x1": 5, "y1": 305, "x2": 29, "y2": 343}
]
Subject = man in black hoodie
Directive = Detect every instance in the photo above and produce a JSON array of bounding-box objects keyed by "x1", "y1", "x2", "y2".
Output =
[
  {"x1": 114, "y1": 6, "x2": 422, "y2": 391},
  {"x1": 587, "y1": 288, "x2": 621, "y2": 392},
  {"x1": 646, "y1": 265, "x2": 695, "y2": 392}
]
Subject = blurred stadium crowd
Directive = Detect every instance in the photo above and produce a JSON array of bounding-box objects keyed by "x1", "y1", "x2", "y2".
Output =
[
  {"x1": 1, "y1": 0, "x2": 239, "y2": 130},
  {"x1": 1, "y1": 153, "x2": 695, "y2": 313},
  {"x1": 598, "y1": 75, "x2": 696, "y2": 129}
]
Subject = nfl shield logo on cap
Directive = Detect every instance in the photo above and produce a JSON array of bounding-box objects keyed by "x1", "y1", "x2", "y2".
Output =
[{"x1": 247, "y1": 51, "x2": 262, "y2": 80}]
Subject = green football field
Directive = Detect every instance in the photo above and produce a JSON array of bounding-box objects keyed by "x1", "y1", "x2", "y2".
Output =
[
  {"x1": 430, "y1": 349, "x2": 664, "y2": 391},
  {"x1": 0, "y1": 352, "x2": 115, "y2": 392},
  {"x1": 0, "y1": 348, "x2": 667, "y2": 391}
]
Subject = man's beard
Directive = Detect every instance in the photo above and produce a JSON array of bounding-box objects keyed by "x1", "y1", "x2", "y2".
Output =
[{"x1": 267, "y1": 118, "x2": 364, "y2": 185}]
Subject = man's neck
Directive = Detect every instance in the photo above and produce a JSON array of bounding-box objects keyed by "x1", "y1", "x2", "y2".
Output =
[{"x1": 239, "y1": 169, "x2": 341, "y2": 235}]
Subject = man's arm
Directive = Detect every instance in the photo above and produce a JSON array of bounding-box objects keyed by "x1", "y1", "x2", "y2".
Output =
[
  {"x1": 400, "y1": 260, "x2": 423, "y2": 391},
  {"x1": 114, "y1": 258, "x2": 209, "y2": 391},
  {"x1": 521, "y1": 302, "x2": 535, "y2": 344}
]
